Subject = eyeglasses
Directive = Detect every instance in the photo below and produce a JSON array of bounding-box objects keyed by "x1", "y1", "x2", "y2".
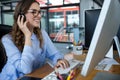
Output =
[{"x1": 27, "y1": 9, "x2": 42, "y2": 16}]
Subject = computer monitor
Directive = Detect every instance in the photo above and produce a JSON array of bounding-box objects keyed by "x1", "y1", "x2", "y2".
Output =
[
  {"x1": 84, "y1": 9, "x2": 120, "y2": 50},
  {"x1": 84, "y1": 9, "x2": 101, "y2": 49},
  {"x1": 81, "y1": 0, "x2": 120, "y2": 76}
]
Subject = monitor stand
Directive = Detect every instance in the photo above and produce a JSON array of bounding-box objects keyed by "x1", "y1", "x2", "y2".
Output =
[
  {"x1": 96, "y1": 36, "x2": 120, "y2": 71},
  {"x1": 105, "y1": 36, "x2": 120, "y2": 58},
  {"x1": 105, "y1": 45, "x2": 114, "y2": 58}
]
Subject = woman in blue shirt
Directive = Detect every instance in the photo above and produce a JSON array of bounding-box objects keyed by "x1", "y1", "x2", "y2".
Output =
[{"x1": 0, "y1": 0, "x2": 69, "y2": 80}]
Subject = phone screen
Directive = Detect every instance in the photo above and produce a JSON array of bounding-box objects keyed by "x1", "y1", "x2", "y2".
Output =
[{"x1": 19, "y1": 76, "x2": 42, "y2": 80}]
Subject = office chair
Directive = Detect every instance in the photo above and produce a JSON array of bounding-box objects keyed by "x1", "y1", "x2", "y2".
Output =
[
  {"x1": 0, "y1": 40, "x2": 7, "y2": 72},
  {"x1": 0, "y1": 24, "x2": 11, "y2": 72}
]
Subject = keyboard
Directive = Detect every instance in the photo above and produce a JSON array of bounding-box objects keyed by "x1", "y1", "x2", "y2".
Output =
[
  {"x1": 56, "y1": 59, "x2": 84, "y2": 74},
  {"x1": 42, "y1": 59, "x2": 84, "y2": 80}
]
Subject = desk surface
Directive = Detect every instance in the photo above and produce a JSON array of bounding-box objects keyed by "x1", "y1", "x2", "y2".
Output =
[
  {"x1": 24, "y1": 50, "x2": 120, "y2": 80},
  {"x1": 26, "y1": 63, "x2": 54, "y2": 78},
  {"x1": 75, "y1": 65, "x2": 120, "y2": 80}
]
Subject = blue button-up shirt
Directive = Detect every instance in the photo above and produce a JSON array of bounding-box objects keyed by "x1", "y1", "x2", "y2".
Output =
[{"x1": 0, "y1": 30, "x2": 63, "y2": 80}]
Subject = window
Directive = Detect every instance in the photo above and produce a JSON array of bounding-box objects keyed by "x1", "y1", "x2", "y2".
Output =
[
  {"x1": 39, "y1": 0, "x2": 80, "y2": 43},
  {"x1": 64, "y1": 0, "x2": 80, "y2": 4},
  {"x1": 3, "y1": 13, "x2": 13, "y2": 26},
  {"x1": 0, "y1": 0, "x2": 81, "y2": 43},
  {"x1": 47, "y1": 6, "x2": 80, "y2": 42},
  {"x1": 38, "y1": 0, "x2": 80, "y2": 7}
]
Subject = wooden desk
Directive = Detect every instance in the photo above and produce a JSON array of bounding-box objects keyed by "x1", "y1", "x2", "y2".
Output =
[
  {"x1": 75, "y1": 64, "x2": 120, "y2": 80},
  {"x1": 26, "y1": 63, "x2": 54, "y2": 78},
  {"x1": 24, "y1": 63, "x2": 120, "y2": 80},
  {"x1": 23, "y1": 50, "x2": 120, "y2": 80},
  {"x1": 74, "y1": 50, "x2": 120, "y2": 80}
]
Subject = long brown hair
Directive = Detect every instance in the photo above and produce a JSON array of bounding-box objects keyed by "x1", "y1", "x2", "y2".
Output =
[{"x1": 11, "y1": 0, "x2": 43, "y2": 52}]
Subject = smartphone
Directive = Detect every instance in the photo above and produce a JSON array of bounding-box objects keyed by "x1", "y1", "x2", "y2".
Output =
[
  {"x1": 19, "y1": 76, "x2": 42, "y2": 80},
  {"x1": 18, "y1": 12, "x2": 26, "y2": 22}
]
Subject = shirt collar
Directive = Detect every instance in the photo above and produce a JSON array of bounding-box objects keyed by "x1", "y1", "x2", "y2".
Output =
[{"x1": 31, "y1": 33, "x2": 36, "y2": 40}]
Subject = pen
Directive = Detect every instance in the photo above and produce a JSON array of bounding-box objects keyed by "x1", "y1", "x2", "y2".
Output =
[
  {"x1": 66, "y1": 69, "x2": 76, "y2": 80},
  {"x1": 73, "y1": 41, "x2": 77, "y2": 46},
  {"x1": 66, "y1": 70, "x2": 73, "y2": 80}
]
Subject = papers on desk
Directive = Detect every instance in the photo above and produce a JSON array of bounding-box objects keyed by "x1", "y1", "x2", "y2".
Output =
[{"x1": 95, "y1": 58, "x2": 119, "y2": 71}]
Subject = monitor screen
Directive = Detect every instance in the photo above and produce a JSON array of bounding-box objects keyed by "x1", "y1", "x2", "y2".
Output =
[
  {"x1": 84, "y1": 9, "x2": 120, "y2": 50},
  {"x1": 84, "y1": 9, "x2": 101, "y2": 49},
  {"x1": 81, "y1": 0, "x2": 120, "y2": 76}
]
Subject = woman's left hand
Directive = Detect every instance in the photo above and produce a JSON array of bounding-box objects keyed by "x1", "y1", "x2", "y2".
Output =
[{"x1": 55, "y1": 59, "x2": 70, "y2": 69}]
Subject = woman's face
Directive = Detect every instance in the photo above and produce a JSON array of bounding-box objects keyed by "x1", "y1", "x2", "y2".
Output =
[{"x1": 25, "y1": 2, "x2": 41, "y2": 28}]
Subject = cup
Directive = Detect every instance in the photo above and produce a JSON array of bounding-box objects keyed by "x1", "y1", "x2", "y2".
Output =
[{"x1": 73, "y1": 45, "x2": 83, "y2": 55}]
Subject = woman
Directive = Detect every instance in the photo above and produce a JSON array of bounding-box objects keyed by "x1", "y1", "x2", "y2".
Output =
[{"x1": 0, "y1": 0, "x2": 69, "y2": 80}]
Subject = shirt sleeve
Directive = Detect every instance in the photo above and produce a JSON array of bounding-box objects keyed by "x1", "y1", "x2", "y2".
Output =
[
  {"x1": 1, "y1": 34, "x2": 35, "y2": 74},
  {"x1": 42, "y1": 30, "x2": 64, "y2": 65}
]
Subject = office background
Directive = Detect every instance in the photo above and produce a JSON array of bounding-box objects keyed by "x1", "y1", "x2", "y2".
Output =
[{"x1": 0, "y1": 0, "x2": 101, "y2": 54}]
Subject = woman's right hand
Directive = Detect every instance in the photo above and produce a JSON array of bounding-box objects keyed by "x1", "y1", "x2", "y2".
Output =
[
  {"x1": 17, "y1": 15, "x2": 32, "y2": 46},
  {"x1": 17, "y1": 15, "x2": 32, "y2": 38}
]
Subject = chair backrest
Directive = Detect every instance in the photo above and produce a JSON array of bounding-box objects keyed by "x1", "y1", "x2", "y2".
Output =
[
  {"x1": 0, "y1": 41, "x2": 7, "y2": 72},
  {"x1": 0, "y1": 24, "x2": 12, "y2": 39},
  {"x1": 0, "y1": 24, "x2": 12, "y2": 72}
]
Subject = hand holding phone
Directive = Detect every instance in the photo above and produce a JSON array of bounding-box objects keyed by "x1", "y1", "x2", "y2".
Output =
[
  {"x1": 19, "y1": 12, "x2": 26, "y2": 22},
  {"x1": 17, "y1": 14, "x2": 32, "y2": 38}
]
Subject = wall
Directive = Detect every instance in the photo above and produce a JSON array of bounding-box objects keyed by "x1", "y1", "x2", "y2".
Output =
[{"x1": 80, "y1": 0, "x2": 101, "y2": 27}]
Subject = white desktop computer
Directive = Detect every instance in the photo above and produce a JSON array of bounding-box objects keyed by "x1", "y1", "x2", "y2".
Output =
[{"x1": 81, "y1": 0, "x2": 120, "y2": 76}]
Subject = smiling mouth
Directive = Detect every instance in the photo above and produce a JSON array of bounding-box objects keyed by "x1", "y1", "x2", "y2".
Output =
[{"x1": 34, "y1": 19, "x2": 40, "y2": 23}]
